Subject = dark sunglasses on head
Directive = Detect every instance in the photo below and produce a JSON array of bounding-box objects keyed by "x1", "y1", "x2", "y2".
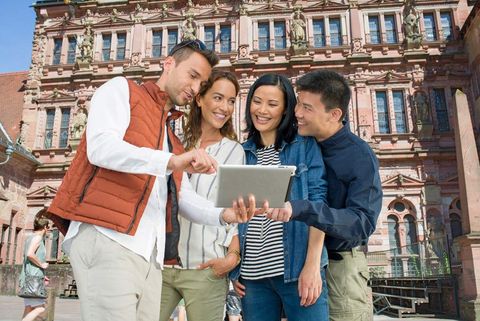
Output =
[{"x1": 169, "y1": 39, "x2": 208, "y2": 56}]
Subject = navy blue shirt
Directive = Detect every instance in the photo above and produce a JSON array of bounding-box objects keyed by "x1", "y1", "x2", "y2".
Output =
[{"x1": 290, "y1": 125, "x2": 383, "y2": 251}]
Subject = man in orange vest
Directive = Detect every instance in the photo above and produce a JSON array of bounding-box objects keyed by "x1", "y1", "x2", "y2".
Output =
[{"x1": 48, "y1": 40, "x2": 257, "y2": 321}]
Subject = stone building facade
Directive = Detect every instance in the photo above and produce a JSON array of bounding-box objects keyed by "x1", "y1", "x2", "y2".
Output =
[{"x1": 1, "y1": 0, "x2": 480, "y2": 316}]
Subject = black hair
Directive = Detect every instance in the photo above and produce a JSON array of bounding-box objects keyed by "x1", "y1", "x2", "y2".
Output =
[
  {"x1": 296, "y1": 70, "x2": 351, "y2": 121},
  {"x1": 244, "y1": 73, "x2": 297, "y2": 150}
]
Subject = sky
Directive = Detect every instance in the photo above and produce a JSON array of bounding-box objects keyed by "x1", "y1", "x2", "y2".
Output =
[{"x1": 0, "y1": 1, "x2": 36, "y2": 73}]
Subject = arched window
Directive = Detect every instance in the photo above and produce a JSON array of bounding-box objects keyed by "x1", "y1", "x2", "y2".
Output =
[
  {"x1": 404, "y1": 215, "x2": 418, "y2": 254},
  {"x1": 387, "y1": 215, "x2": 403, "y2": 276},
  {"x1": 387, "y1": 215, "x2": 401, "y2": 251},
  {"x1": 450, "y1": 213, "x2": 462, "y2": 239},
  {"x1": 449, "y1": 198, "x2": 462, "y2": 239}
]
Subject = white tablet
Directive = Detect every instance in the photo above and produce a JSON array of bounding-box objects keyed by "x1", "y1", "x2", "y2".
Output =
[{"x1": 214, "y1": 164, "x2": 296, "y2": 208}]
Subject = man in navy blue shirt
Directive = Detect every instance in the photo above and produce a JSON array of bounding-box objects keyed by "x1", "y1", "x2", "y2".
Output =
[{"x1": 268, "y1": 70, "x2": 382, "y2": 321}]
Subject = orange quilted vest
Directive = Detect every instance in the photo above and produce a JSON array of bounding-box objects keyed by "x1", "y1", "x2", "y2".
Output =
[{"x1": 48, "y1": 80, "x2": 184, "y2": 239}]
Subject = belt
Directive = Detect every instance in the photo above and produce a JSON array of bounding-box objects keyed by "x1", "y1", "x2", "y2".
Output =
[{"x1": 327, "y1": 247, "x2": 362, "y2": 261}]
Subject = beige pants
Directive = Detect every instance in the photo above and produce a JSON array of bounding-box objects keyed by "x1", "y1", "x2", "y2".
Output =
[
  {"x1": 159, "y1": 267, "x2": 229, "y2": 321},
  {"x1": 327, "y1": 249, "x2": 373, "y2": 321},
  {"x1": 69, "y1": 224, "x2": 162, "y2": 321}
]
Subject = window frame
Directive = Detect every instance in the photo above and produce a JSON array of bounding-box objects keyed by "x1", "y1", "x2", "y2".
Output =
[
  {"x1": 329, "y1": 17, "x2": 343, "y2": 47},
  {"x1": 44, "y1": 109, "x2": 55, "y2": 149},
  {"x1": 152, "y1": 30, "x2": 162, "y2": 58},
  {"x1": 368, "y1": 15, "x2": 381, "y2": 44},
  {"x1": 52, "y1": 38, "x2": 63, "y2": 65},
  {"x1": 116, "y1": 32, "x2": 127, "y2": 60},
  {"x1": 59, "y1": 107, "x2": 71, "y2": 148},
  {"x1": 313, "y1": 19, "x2": 326, "y2": 48},
  {"x1": 274, "y1": 21, "x2": 286, "y2": 50},
  {"x1": 66, "y1": 36, "x2": 77, "y2": 64},
  {"x1": 258, "y1": 22, "x2": 270, "y2": 51},
  {"x1": 423, "y1": 12, "x2": 437, "y2": 41},
  {"x1": 220, "y1": 25, "x2": 232, "y2": 53},
  {"x1": 102, "y1": 33, "x2": 112, "y2": 61}
]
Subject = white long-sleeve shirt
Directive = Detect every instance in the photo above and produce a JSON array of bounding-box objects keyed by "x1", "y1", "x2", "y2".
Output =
[{"x1": 62, "y1": 76, "x2": 223, "y2": 266}]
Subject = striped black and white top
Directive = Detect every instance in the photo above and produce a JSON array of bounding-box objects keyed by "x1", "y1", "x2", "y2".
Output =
[
  {"x1": 177, "y1": 138, "x2": 245, "y2": 269},
  {"x1": 240, "y1": 144, "x2": 285, "y2": 280}
]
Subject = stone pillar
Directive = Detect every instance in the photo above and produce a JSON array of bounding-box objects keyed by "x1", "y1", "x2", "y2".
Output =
[{"x1": 453, "y1": 90, "x2": 480, "y2": 321}]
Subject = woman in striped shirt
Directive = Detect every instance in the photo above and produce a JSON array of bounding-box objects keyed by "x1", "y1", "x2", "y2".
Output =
[
  {"x1": 230, "y1": 74, "x2": 329, "y2": 321},
  {"x1": 159, "y1": 70, "x2": 245, "y2": 321}
]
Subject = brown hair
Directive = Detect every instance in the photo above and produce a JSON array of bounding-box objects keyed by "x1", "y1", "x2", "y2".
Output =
[
  {"x1": 183, "y1": 70, "x2": 240, "y2": 151},
  {"x1": 33, "y1": 209, "x2": 50, "y2": 231},
  {"x1": 171, "y1": 44, "x2": 219, "y2": 68}
]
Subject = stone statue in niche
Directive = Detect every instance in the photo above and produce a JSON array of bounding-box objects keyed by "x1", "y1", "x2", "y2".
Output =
[
  {"x1": 290, "y1": 7, "x2": 307, "y2": 55},
  {"x1": 291, "y1": 9, "x2": 306, "y2": 43},
  {"x1": 71, "y1": 107, "x2": 88, "y2": 139},
  {"x1": 77, "y1": 24, "x2": 94, "y2": 67},
  {"x1": 414, "y1": 92, "x2": 432, "y2": 124},
  {"x1": 403, "y1": 0, "x2": 422, "y2": 49},
  {"x1": 182, "y1": 17, "x2": 196, "y2": 41}
]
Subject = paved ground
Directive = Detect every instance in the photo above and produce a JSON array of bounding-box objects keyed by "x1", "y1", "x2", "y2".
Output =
[{"x1": 0, "y1": 295, "x2": 463, "y2": 321}]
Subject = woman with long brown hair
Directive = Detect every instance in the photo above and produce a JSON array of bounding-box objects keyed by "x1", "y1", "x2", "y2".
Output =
[{"x1": 160, "y1": 70, "x2": 244, "y2": 321}]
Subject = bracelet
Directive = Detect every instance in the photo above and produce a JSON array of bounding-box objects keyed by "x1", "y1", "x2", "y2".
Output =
[{"x1": 227, "y1": 250, "x2": 241, "y2": 265}]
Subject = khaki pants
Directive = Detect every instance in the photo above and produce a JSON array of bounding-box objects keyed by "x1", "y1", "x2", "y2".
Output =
[
  {"x1": 159, "y1": 267, "x2": 228, "y2": 321},
  {"x1": 327, "y1": 249, "x2": 373, "y2": 321},
  {"x1": 69, "y1": 225, "x2": 162, "y2": 321}
]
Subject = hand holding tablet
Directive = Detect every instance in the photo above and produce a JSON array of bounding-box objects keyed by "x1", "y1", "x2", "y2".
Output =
[{"x1": 214, "y1": 164, "x2": 296, "y2": 209}]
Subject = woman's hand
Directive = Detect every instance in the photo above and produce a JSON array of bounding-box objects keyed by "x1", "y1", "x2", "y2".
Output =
[
  {"x1": 298, "y1": 263, "x2": 322, "y2": 307},
  {"x1": 197, "y1": 253, "x2": 239, "y2": 278},
  {"x1": 232, "y1": 279, "x2": 246, "y2": 297}
]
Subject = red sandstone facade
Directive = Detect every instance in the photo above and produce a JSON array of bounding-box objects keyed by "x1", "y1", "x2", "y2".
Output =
[{"x1": 1, "y1": 0, "x2": 480, "y2": 315}]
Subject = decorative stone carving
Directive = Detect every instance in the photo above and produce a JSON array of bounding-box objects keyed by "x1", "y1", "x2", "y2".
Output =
[
  {"x1": 213, "y1": 0, "x2": 220, "y2": 14},
  {"x1": 403, "y1": 0, "x2": 422, "y2": 50},
  {"x1": 352, "y1": 38, "x2": 364, "y2": 53},
  {"x1": 110, "y1": 8, "x2": 119, "y2": 23},
  {"x1": 71, "y1": 107, "x2": 88, "y2": 139},
  {"x1": 290, "y1": 7, "x2": 307, "y2": 55},
  {"x1": 414, "y1": 91, "x2": 432, "y2": 124},
  {"x1": 238, "y1": 45, "x2": 250, "y2": 60},
  {"x1": 238, "y1": 1, "x2": 248, "y2": 15},
  {"x1": 132, "y1": 4, "x2": 146, "y2": 23},
  {"x1": 76, "y1": 23, "x2": 94, "y2": 68},
  {"x1": 182, "y1": 16, "x2": 197, "y2": 41},
  {"x1": 161, "y1": 4, "x2": 169, "y2": 18},
  {"x1": 129, "y1": 52, "x2": 142, "y2": 67},
  {"x1": 16, "y1": 121, "x2": 29, "y2": 146}
]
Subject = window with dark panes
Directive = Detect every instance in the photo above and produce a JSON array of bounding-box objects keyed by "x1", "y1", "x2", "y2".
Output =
[
  {"x1": 376, "y1": 91, "x2": 390, "y2": 133},
  {"x1": 384, "y1": 15, "x2": 397, "y2": 44},
  {"x1": 168, "y1": 29, "x2": 178, "y2": 54},
  {"x1": 204, "y1": 26, "x2": 215, "y2": 51},
  {"x1": 44, "y1": 109, "x2": 55, "y2": 149},
  {"x1": 102, "y1": 34, "x2": 112, "y2": 61},
  {"x1": 329, "y1": 18, "x2": 342, "y2": 46},
  {"x1": 274, "y1": 21, "x2": 286, "y2": 49},
  {"x1": 220, "y1": 25, "x2": 231, "y2": 53},
  {"x1": 423, "y1": 13, "x2": 437, "y2": 41},
  {"x1": 393, "y1": 91, "x2": 407, "y2": 133},
  {"x1": 258, "y1": 22, "x2": 270, "y2": 51},
  {"x1": 116, "y1": 33, "x2": 126, "y2": 60},
  {"x1": 53, "y1": 38, "x2": 62, "y2": 64},
  {"x1": 67, "y1": 37, "x2": 77, "y2": 64},
  {"x1": 433, "y1": 88, "x2": 450, "y2": 132},
  {"x1": 313, "y1": 19, "x2": 326, "y2": 47},
  {"x1": 152, "y1": 30, "x2": 162, "y2": 58},
  {"x1": 369, "y1": 16, "x2": 381, "y2": 44},
  {"x1": 440, "y1": 12, "x2": 453, "y2": 41},
  {"x1": 59, "y1": 108, "x2": 70, "y2": 148}
]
